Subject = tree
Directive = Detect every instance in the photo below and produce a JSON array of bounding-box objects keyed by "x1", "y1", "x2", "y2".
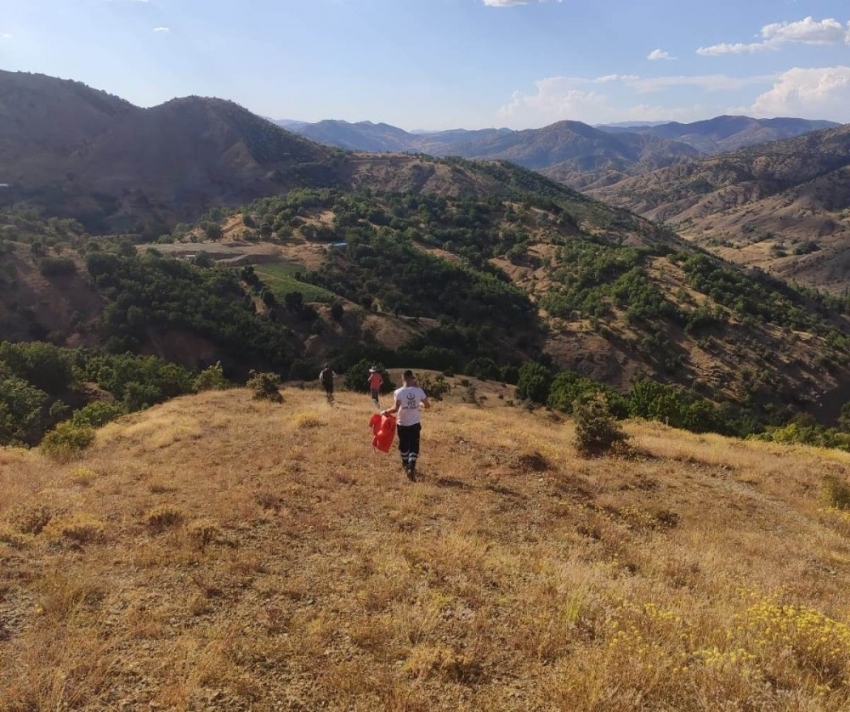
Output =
[
  {"x1": 344, "y1": 360, "x2": 394, "y2": 394},
  {"x1": 285, "y1": 291, "x2": 304, "y2": 312},
  {"x1": 203, "y1": 223, "x2": 223, "y2": 241},
  {"x1": 517, "y1": 361, "x2": 551, "y2": 404},
  {"x1": 573, "y1": 393, "x2": 629, "y2": 456}
]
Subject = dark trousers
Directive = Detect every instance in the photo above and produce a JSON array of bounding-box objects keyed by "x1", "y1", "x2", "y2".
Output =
[{"x1": 397, "y1": 423, "x2": 421, "y2": 470}]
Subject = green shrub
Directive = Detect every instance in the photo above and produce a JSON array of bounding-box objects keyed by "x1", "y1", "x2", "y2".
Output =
[
  {"x1": 417, "y1": 374, "x2": 452, "y2": 402},
  {"x1": 71, "y1": 401, "x2": 126, "y2": 428},
  {"x1": 344, "y1": 360, "x2": 394, "y2": 394},
  {"x1": 464, "y1": 357, "x2": 500, "y2": 381},
  {"x1": 40, "y1": 422, "x2": 95, "y2": 461},
  {"x1": 548, "y1": 371, "x2": 603, "y2": 414},
  {"x1": 517, "y1": 361, "x2": 552, "y2": 404},
  {"x1": 194, "y1": 362, "x2": 228, "y2": 391},
  {"x1": 573, "y1": 393, "x2": 629, "y2": 456},
  {"x1": 247, "y1": 371, "x2": 283, "y2": 403},
  {"x1": 38, "y1": 256, "x2": 77, "y2": 277},
  {"x1": 288, "y1": 359, "x2": 320, "y2": 382}
]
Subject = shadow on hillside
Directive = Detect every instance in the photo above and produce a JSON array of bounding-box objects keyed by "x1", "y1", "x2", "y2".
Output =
[
  {"x1": 432, "y1": 476, "x2": 473, "y2": 491},
  {"x1": 484, "y1": 483, "x2": 524, "y2": 499}
]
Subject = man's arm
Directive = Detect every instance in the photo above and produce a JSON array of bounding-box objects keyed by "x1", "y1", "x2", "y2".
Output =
[
  {"x1": 382, "y1": 398, "x2": 402, "y2": 416},
  {"x1": 421, "y1": 396, "x2": 431, "y2": 410}
]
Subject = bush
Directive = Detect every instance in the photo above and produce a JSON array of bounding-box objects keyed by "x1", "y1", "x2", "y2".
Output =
[
  {"x1": 517, "y1": 361, "x2": 552, "y2": 404},
  {"x1": 823, "y1": 475, "x2": 850, "y2": 510},
  {"x1": 548, "y1": 371, "x2": 600, "y2": 413},
  {"x1": 39, "y1": 256, "x2": 77, "y2": 277},
  {"x1": 247, "y1": 370, "x2": 283, "y2": 403},
  {"x1": 194, "y1": 362, "x2": 228, "y2": 391},
  {"x1": 344, "y1": 360, "x2": 394, "y2": 394},
  {"x1": 40, "y1": 422, "x2": 95, "y2": 461},
  {"x1": 145, "y1": 505, "x2": 185, "y2": 532},
  {"x1": 417, "y1": 373, "x2": 452, "y2": 402},
  {"x1": 71, "y1": 401, "x2": 126, "y2": 428},
  {"x1": 573, "y1": 393, "x2": 629, "y2": 456},
  {"x1": 288, "y1": 359, "x2": 319, "y2": 382},
  {"x1": 464, "y1": 357, "x2": 500, "y2": 381},
  {"x1": 330, "y1": 302, "x2": 344, "y2": 321}
]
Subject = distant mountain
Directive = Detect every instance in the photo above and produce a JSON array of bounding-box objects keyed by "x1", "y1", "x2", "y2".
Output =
[
  {"x1": 282, "y1": 119, "x2": 699, "y2": 185},
  {"x1": 280, "y1": 119, "x2": 511, "y2": 154},
  {"x1": 598, "y1": 115, "x2": 840, "y2": 155},
  {"x1": 446, "y1": 121, "x2": 700, "y2": 184},
  {"x1": 282, "y1": 116, "x2": 837, "y2": 190},
  {"x1": 595, "y1": 120, "x2": 670, "y2": 129},
  {"x1": 272, "y1": 119, "x2": 309, "y2": 130},
  {"x1": 295, "y1": 120, "x2": 415, "y2": 152},
  {"x1": 592, "y1": 124, "x2": 850, "y2": 290}
]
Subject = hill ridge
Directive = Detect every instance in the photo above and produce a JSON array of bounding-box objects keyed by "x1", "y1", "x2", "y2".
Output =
[{"x1": 2, "y1": 386, "x2": 850, "y2": 709}]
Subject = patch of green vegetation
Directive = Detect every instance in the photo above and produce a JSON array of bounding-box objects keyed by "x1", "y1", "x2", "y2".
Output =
[
  {"x1": 253, "y1": 262, "x2": 334, "y2": 303},
  {"x1": 86, "y1": 249, "x2": 299, "y2": 370},
  {"x1": 0, "y1": 341, "x2": 211, "y2": 447}
]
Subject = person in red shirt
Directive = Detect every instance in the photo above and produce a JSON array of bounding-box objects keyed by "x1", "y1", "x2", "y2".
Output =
[{"x1": 367, "y1": 367, "x2": 383, "y2": 408}]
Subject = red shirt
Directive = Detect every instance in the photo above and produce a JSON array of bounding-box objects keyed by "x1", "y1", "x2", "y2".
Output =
[{"x1": 368, "y1": 373, "x2": 383, "y2": 390}]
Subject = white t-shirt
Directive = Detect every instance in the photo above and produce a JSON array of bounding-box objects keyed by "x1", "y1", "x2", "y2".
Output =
[{"x1": 394, "y1": 386, "x2": 427, "y2": 427}]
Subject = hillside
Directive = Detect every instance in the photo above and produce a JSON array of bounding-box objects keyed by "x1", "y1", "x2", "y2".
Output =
[
  {"x1": 180, "y1": 187, "x2": 850, "y2": 421},
  {"x1": 592, "y1": 124, "x2": 850, "y2": 290},
  {"x1": 8, "y1": 95, "x2": 340, "y2": 234},
  {"x1": 2, "y1": 387, "x2": 850, "y2": 710},
  {"x1": 9, "y1": 171, "x2": 850, "y2": 427},
  {"x1": 0, "y1": 70, "x2": 137, "y2": 165}
]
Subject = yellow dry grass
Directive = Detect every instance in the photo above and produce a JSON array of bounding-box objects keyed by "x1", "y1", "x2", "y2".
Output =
[{"x1": 2, "y1": 388, "x2": 850, "y2": 710}]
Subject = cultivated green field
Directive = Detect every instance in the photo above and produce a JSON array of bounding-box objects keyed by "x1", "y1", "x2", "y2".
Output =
[{"x1": 254, "y1": 262, "x2": 335, "y2": 303}]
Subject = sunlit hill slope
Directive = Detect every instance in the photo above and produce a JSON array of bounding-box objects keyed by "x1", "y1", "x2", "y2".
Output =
[{"x1": 2, "y1": 384, "x2": 850, "y2": 710}]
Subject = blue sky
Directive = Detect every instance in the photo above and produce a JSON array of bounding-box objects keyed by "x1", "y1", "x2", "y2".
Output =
[{"x1": 1, "y1": 0, "x2": 849, "y2": 129}]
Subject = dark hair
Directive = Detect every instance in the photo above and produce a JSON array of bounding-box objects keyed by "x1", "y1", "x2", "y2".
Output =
[{"x1": 403, "y1": 369, "x2": 414, "y2": 379}]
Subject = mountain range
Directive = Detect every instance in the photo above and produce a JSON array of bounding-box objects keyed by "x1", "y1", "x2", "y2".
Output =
[
  {"x1": 0, "y1": 71, "x2": 556, "y2": 234},
  {"x1": 6, "y1": 69, "x2": 850, "y2": 421},
  {"x1": 277, "y1": 115, "x2": 838, "y2": 189}
]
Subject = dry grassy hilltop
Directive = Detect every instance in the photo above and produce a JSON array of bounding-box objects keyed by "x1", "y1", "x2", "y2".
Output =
[{"x1": 2, "y1": 383, "x2": 850, "y2": 710}]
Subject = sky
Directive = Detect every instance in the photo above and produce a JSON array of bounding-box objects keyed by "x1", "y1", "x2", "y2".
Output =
[{"x1": 1, "y1": 0, "x2": 849, "y2": 130}]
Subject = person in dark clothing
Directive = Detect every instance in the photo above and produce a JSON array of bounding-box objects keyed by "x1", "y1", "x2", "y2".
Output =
[
  {"x1": 382, "y1": 370, "x2": 430, "y2": 481},
  {"x1": 319, "y1": 364, "x2": 338, "y2": 403}
]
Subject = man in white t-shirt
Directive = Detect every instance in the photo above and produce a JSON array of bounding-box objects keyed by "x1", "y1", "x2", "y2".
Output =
[{"x1": 382, "y1": 369, "x2": 430, "y2": 481}]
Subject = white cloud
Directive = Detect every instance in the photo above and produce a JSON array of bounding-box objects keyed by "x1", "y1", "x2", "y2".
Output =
[
  {"x1": 749, "y1": 66, "x2": 850, "y2": 121},
  {"x1": 497, "y1": 74, "x2": 723, "y2": 126},
  {"x1": 648, "y1": 49, "x2": 675, "y2": 61},
  {"x1": 153, "y1": 26, "x2": 169, "y2": 32},
  {"x1": 698, "y1": 16, "x2": 850, "y2": 55},
  {"x1": 0, "y1": 33, "x2": 11, "y2": 39},
  {"x1": 594, "y1": 74, "x2": 640, "y2": 83}
]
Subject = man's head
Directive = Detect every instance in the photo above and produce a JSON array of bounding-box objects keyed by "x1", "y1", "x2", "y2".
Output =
[
  {"x1": 323, "y1": 363, "x2": 330, "y2": 370},
  {"x1": 402, "y1": 369, "x2": 415, "y2": 385}
]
